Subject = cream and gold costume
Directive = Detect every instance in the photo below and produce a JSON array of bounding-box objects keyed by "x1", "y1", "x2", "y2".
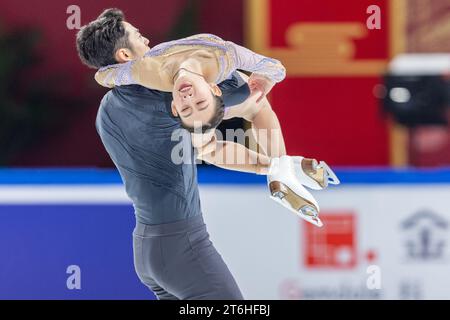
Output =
[{"x1": 95, "y1": 33, "x2": 286, "y2": 91}]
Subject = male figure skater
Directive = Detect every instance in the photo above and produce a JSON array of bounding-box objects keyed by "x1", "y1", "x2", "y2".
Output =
[{"x1": 77, "y1": 9, "x2": 252, "y2": 299}]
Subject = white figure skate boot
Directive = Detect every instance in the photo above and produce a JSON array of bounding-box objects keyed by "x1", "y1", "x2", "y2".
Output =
[
  {"x1": 268, "y1": 156, "x2": 323, "y2": 227},
  {"x1": 292, "y1": 156, "x2": 340, "y2": 190}
]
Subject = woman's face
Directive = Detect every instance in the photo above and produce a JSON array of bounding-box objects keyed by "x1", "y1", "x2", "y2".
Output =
[{"x1": 171, "y1": 72, "x2": 221, "y2": 129}]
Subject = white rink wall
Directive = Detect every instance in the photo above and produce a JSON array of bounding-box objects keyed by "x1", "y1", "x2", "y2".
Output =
[
  {"x1": 1, "y1": 168, "x2": 450, "y2": 299},
  {"x1": 200, "y1": 183, "x2": 450, "y2": 300}
]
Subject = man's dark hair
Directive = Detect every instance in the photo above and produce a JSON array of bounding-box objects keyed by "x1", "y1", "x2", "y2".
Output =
[
  {"x1": 76, "y1": 8, "x2": 132, "y2": 69},
  {"x1": 181, "y1": 96, "x2": 225, "y2": 134}
]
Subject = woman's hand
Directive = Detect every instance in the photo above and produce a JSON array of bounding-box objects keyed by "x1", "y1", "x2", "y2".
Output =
[{"x1": 248, "y1": 73, "x2": 275, "y2": 103}]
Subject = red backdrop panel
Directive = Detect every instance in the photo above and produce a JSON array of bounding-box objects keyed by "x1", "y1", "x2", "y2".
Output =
[
  {"x1": 271, "y1": 77, "x2": 389, "y2": 165},
  {"x1": 266, "y1": 0, "x2": 390, "y2": 166}
]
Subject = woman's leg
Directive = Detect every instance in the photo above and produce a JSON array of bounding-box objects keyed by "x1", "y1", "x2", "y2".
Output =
[{"x1": 250, "y1": 97, "x2": 287, "y2": 158}]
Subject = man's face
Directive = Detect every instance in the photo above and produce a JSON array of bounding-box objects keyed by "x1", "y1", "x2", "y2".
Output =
[
  {"x1": 122, "y1": 21, "x2": 150, "y2": 58},
  {"x1": 171, "y1": 72, "x2": 222, "y2": 128}
]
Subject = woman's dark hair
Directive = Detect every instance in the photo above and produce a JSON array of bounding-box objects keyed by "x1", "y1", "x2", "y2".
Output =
[
  {"x1": 181, "y1": 95, "x2": 225, "y2": 133},
  {"x1": 76, "y1": 8, "x2": 132, "y2": 69}
]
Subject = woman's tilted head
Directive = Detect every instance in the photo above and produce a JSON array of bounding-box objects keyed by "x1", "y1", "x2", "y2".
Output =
[{"x1": 171, "y1": 70, "x2": 225, "y2": 133}]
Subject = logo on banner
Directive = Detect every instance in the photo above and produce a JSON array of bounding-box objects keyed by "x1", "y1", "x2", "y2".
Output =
[
  {"x1": 279, "y1": 278, "x2": 381, "y2": 300},
  {"x1": 401, "y1": 210, "x2": 448, "y2": 261},
  {"x1": 303, "y1": 213, "x2": 357, "y2": 268}
]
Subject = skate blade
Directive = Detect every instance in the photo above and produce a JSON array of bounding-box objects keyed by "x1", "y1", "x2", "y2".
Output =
[
  {"x1": 301, "y1": 158, "x2": 327, "y2": 188},
  {"x1": 269, "y1": 181, "x2": 323, "y2": 227},
  {"x1": 299, "y1": 158, "x2": 340, "y2": 189},
  {"x1": 319, "y1": 161, "x2": 340, "y2": 186}
]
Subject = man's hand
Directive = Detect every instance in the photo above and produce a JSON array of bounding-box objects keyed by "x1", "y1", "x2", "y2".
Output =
[{"x1": 248, "y1": 73, "x2": 275, "y2": 103}]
